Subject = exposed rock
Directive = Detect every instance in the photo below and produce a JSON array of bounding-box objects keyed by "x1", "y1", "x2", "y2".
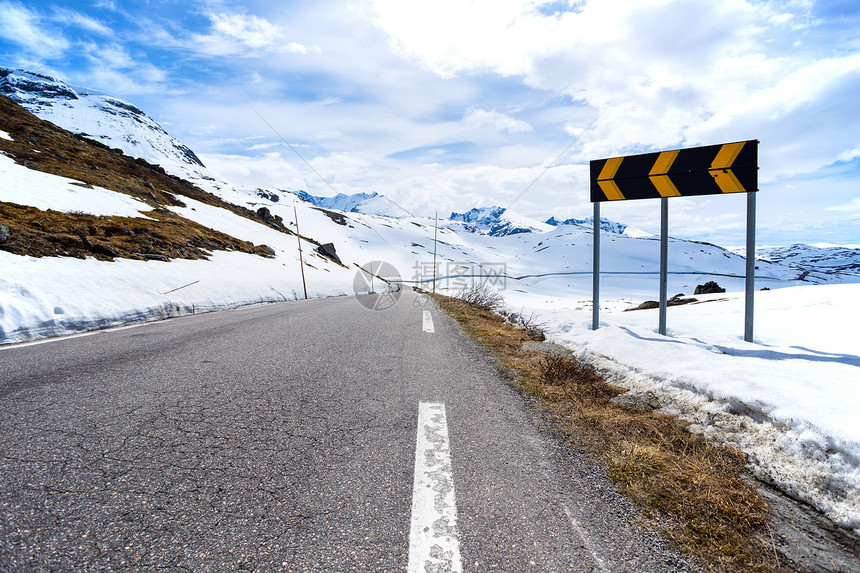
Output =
[
  {"x1": 610, "y1": 390, "x2": 661, "y2": 412},
  {"x1": 256, "y1": 206, "x2": 272, "y2": 221},
  {"x1": 627, "y1": 296, "x2": 699, "y2": 311},
  {"x1": 526, "y1": 328, "x2": 546, "y2": 342},
  {"x1": 0, "y1": 223, "x2": 10, "y2": 243},
  {"x1": 75, "y1": 231, "x2": 91, "y2": 250},
  {"x1": 694, "y1": 281, "x2": 726, "y2": 295},
  {"x1": 315, "y1": 208, "x2": 348, "y2": 226},
  {"x1": 315, "y1": 242, "x2": 342, "y2": 264},
  {"x1": 256, "y1": 189, "x2": 280, "y2": 202},
  {"x1": 90, "y1": 244, "x2": 117, "y2": 258},
  {"x1": 669, "y1": 294, "x2": 698, "y2": 306},
  {"x1": 143, "y1": 253, "x2": 169, "y2": 261}
]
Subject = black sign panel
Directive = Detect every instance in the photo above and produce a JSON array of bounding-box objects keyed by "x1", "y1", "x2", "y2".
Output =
[{"x1": 590, "y1": 140, "x2": 758, "y2": 202}]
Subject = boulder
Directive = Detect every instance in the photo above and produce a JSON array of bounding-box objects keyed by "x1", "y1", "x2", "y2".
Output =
[
  {"x1": 694, "y1": 281, "x2": 726, "y2": 295},
  {"x1": 316, "y1": 242, "x2": 343, "y2": 265},
  {"x1": 610, "y1": 390, "x2": 661, "y2": 412},
  {"x1": 0, "y1": 224, "x2": 10, "y2": 243}
]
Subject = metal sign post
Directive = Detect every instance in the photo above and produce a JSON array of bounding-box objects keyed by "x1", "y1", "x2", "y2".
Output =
[
  {"x1": 745, "y1": 191, "x2": 756, "y2": 342},
  {"x1": 592, "y1": 202, "x2": 600, "y2": 330},
  {"x1": 589, "y1": 140, "x2": 759, "y2": 340},
  {"x1": 659, "y1": 198, "x2": 669, "y2": 336}
]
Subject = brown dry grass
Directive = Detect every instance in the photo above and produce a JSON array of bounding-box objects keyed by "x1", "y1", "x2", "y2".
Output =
[
  {"x1": 433, "y1": 293, "x2": 786, "y2": 573},
  {"x1": 0, "y1": 94, "x2": 287, "y2": 261},
  {"x1": 0, "y1": 202, "x2": 272, "y2": 261}
]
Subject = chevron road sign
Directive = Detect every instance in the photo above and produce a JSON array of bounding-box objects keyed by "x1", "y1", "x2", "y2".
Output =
[
  {"x1": 589, "y1": 139, "x2": 760, "y2": 342},
  {"x1": 590, "y1": 140, "x2": 758, "y2": 202}
]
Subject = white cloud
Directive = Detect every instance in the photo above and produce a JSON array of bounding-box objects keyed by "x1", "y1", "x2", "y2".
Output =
[
  {"x1": 192, "y1": 13, "x2": 310, "y2": 56},
  {"x1": 52, "y1": 8, "x2": 113, "y2": 35},
  {"x1": 827, "y1": 198, "x2": 860, "y2": 213},
  {"x1": 0, "y1": 2, "x2": 69, "y2": 58},
  {"x1": 464, "y1": 108, "x2": 533, "y2": 133},
  {"x1": 370, "y1": 0, "x2": 860, "y2": 178}
]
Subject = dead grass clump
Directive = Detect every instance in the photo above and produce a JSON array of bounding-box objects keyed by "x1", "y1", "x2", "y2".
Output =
[
  {"x1": 432, "y1": 292, "x2": 784, "y2": 573},
  {"x1": 453, "y1": 282, "x2": 506, "y2": 312}
]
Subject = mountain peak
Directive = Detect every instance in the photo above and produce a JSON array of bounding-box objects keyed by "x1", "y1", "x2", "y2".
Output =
[
  {"x1": 450, "y1": 206, "x2": 553, "y2": 237},
  {"x1": 289, "y1": 189, "x2": 410, "y2": 218}
]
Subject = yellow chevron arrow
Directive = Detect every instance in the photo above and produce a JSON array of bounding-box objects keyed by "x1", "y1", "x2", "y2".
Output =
[
  {"x1": 648, "y1": 150, "x2": 680, "y2": 197},
  {"x1": 709, "y1": 141, "x2": 747, "y2": 194},
  {"x1": 597, "y1": 157, "x2": 625, "y2": 200}
]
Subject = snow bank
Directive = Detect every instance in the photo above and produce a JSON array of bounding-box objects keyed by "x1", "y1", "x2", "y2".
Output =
[
  {"x1": 504, "y1": 284, "x2": 860, "y2": 532},
  {"x1": 0, "y1": 154, "x2": 153, "y2": 218},
  {"x1": 0, "y1": 250, "x2": 354, "y2": 344}
]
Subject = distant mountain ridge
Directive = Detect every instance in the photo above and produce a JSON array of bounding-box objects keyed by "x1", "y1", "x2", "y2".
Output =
[
  {"x1": 450, "y1": 206, "x2": 553, "y2": 237},
  {"x1": 545, "y1": 216, "x2": 629, "y2": 235},
  {"x1": 757, "y1": 244, "x2": 860, "y2": 276},
  {"x1": 290, "y1": 190, "x2": 412, "y2": 218},
  {"x1": 449, "y1": 206, "x2": 638, "y2": 237}
]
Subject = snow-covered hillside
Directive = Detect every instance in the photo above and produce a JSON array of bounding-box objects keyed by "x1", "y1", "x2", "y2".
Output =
[
  {"x1": 2, "y1": 72, "x2": 859, "y2": 536},
  {"x1": 0, "y1": 68, "x2": 208, "y2": 181}
]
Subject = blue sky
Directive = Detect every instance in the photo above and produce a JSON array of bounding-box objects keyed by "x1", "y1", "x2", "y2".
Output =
[{"x1": 1, "y1": 0, "x2": 859, "y2": 246}]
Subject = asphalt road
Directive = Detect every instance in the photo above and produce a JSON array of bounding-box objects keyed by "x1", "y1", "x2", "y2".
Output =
[{"x1": 0, "y1": 289, "x2": 698, "y2": 571}]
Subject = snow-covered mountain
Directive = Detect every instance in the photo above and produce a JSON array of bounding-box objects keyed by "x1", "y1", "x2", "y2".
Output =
[
  {"x1": 291, "y1": 190, "x2": 411, "y2": 218},
  {"x1": 757, "y1": 244, "x2": 860, "y2": 277},
  {"x1": 450, "y1": 206, "x2": 553, "y2": 236},
  {"x1": 0, "y1": 68, "x2": 208, "y2": 181},
  {"x1": 545, "y1": 216, "x2": 640, "y2": 236}
]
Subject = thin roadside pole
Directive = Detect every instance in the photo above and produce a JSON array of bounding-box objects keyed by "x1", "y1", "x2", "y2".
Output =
[{"x1": 294, "y1": 206, "x2": 308, "y2": 300}]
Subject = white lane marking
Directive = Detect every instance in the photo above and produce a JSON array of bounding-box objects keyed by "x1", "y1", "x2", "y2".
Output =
[
  {"x1": 408, "y1": 402, "x2": 462, "y2": 573},
  {"x1": 563, "y1": 505, "x2": 610, "y2": 572},
  {"x1": 422, "y1": 310, "x2": 435, "y2": 333}
]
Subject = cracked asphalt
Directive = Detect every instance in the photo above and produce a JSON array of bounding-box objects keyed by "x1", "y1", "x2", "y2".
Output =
[{"x1": 0, "y1": 290, "x2": 699, "y2": 571}]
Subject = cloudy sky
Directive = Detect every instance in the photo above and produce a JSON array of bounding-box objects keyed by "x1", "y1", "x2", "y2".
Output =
[{"x1": 1, "y1": 0, "x2": 859, "y2": 246}]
